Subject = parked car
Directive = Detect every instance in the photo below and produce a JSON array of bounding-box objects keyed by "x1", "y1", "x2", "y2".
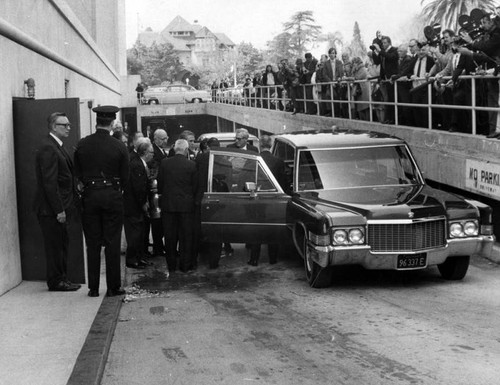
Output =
[
  {"x1": 200, "y1": 128, "x2": 495, "y2": 288},
  {"x1": 197, "y1": 132, "x2": 259, "y2": 150},
  {"x1": 142, "y1": 84, "x2": 211, "y2": 104}
]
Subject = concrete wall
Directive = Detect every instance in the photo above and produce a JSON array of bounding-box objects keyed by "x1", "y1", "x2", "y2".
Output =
[{"x1": 0, "y1": 0, "x2": 125, "y2": 295}]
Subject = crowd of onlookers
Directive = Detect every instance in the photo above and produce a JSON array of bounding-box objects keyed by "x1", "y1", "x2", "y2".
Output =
[{"x1": 213, "y1": 10, "x2": 500, "y2": 137}]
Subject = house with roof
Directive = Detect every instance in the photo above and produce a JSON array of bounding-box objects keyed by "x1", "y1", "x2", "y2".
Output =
[{"x1": 137, "y1": 15, "x2": 235, "y2": 82}]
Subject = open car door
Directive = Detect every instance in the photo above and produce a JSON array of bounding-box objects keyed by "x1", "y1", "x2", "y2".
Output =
[{"x1": 201, "y1": 149, "x2": 290, "y2": 244}]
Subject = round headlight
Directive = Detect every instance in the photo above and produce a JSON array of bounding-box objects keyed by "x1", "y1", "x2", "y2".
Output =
[
  {"x1": 449, "y1": 223, "x2": 464, "y2": 237},
  {"x1": 349, "y1": 228, "x2": 364, "y2": 244},
  {"x1": 464, "y1": 221, "x2": 478, "y2": 236},
  {"x1": 333, "y1": 230, "x2": 348, "y2": 245}
]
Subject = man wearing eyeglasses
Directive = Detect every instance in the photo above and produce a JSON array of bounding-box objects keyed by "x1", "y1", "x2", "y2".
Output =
[
  {"x1": 227, "y1": 128, "x2": 259, "y2": 152},
  {"x1": 34, "y1": 112, "x2": 81, "y2": 292}
]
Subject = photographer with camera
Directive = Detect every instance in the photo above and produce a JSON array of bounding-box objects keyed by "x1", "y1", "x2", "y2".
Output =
[
  {"x1": 371, "y1": 35, "x2": 399, "y2": 124},
  {"x1": 459, "y1": 9, "x2": 500, "y2": 136},
  {"x1": 279, "y1": 58, "x2": 301, "y2": 114},
  {"x1": 369, "y1": 31, "x2": 383, "y2": 53}
]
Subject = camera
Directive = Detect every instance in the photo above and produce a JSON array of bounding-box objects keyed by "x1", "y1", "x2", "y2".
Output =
[
  {"x1": 457, "y1": 8, "x2": 485, "y2": 42},
  {"x1": 423, "y1": 23, "x2": 441, "y2": 47},
  {"x1": 370, "y1": 33, "x2": 382, "y2": 51}
]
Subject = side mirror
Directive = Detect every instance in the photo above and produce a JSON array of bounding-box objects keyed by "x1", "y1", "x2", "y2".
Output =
[{"x1": 244, "y1": 182, "x2": 257, "y2": 192}]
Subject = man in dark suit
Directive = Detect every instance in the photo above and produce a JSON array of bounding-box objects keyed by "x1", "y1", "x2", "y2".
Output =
[
  {"x1": 227, "y1": 128, "x2": 259, "y2": 153},
  {"x1": 148, "y1": 129, "x2": 169, "y2": 256},
  {"x1": 372, "y1": 35, "x2": 399, "y2": 123},
  {"x1": 158, "y1": 139, "x2": 198, "y2": 273},
  {"x1": 392, "y1": 43, "x2": 415, "y2": 126},
  {"x1": 321, "y1": 47, "x2": 344, "y2": 117},
  {"x1": 168, "y1": 130, "x2": 197, "y2": 160},
  {"x1": 436, "y1": 40, "x2": 476, "y2": 133},
  {"x1": 410, "y1": 43, "x2": 435, "y2": 128},
  {"x1": 304, "y1": 53, "x2": 318, "y2": 115},
  {"x1": 247, "y1": 135, "x2": 287, "y2": 266},
  {"x1": 34, "y1": 112, "x2": 81, "y2": 292},
  {"x1": 123, "y1": 140, "x2": 154, "y2": 269}
]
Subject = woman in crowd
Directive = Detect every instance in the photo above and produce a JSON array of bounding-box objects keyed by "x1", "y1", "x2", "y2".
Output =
[
  {"x1": 262, "y1": 64, "x2": 278, "y2": 109},
  {"x1": 350, "y1": 57, "x2": 371, "y2": 121}
]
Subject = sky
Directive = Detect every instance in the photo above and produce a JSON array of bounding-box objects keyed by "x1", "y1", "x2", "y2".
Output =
[{"x1": 125, "y1": 0, "x2": 424, "y2": 54}]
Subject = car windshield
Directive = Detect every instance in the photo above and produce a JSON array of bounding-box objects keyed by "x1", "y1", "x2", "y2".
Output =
[{"x1": 297, "y1": 145, "x2": 421, "y2": 191}]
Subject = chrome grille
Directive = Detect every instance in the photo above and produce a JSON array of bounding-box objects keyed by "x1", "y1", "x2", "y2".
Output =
[{"x1": 367, "y1": 219, "x2": 446, "y2": 253}]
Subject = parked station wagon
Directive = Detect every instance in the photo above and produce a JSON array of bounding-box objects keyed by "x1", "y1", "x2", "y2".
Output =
[{"x1": 200, "y1": 128, "x2": 495, "y2": 288}]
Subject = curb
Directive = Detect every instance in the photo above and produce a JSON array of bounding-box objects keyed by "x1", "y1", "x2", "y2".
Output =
[{"x1": 66, "y1": 296, "x2": 122, "y2": 385}]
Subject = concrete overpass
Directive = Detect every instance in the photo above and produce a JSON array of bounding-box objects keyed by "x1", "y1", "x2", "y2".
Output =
[{"x1": 138, "y1": 102, "x2": 500, "y2": 206}]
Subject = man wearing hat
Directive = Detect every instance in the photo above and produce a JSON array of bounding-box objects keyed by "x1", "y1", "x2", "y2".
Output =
[
  {"x1": 459, "y1": 9, "x2": 500, "y2": 136},
  {"x1": 74, "y1": 105, "x2": 129, "y2": 297}
]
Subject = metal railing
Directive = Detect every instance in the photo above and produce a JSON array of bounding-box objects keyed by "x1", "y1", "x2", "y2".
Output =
[{"x1": 211, "y1": 74, "x2": 500, "y2": 136}]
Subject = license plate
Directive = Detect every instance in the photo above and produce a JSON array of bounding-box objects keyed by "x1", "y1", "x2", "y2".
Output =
[{"x1": 397, "y1": 253, "x2": 427, "y2": 270}]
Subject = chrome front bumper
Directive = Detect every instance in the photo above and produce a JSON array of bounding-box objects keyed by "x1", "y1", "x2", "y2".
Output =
[{"x1": 308, "y1": 235, "x2": 496, "y2": 269}]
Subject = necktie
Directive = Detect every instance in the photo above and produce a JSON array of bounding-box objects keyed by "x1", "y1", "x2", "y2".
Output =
[
  {"x1": 416, "y1": 58, "x2": 422, "y2": 77},
  {"x1": 453, "y1": 54, "x2": 459, "y2": 71},
  {"x1": 60, "y1": 145, "x2": 72, "y2": 168}
]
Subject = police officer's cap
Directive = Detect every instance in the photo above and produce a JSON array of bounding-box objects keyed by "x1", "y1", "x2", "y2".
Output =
[{"x1": 92, "y1": 105, "x2": 120, "y2": 120}]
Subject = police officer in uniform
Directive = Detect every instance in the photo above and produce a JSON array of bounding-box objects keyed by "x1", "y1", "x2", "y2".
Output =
[{"x1": 74, "y1": 106, "x2": 129, "y2": 297}]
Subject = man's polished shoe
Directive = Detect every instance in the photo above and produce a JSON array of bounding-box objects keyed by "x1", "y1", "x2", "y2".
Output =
[
  {"x1": 126, "y1": 262, "x2": 146, "y2": 269},
  {"x1": 65, "y1": 280, "x2": 82, "y2": 290},
  {"x1": 106, "y1": 288, "x2": 126, "y2": 297},
  {"x1": 88, "y1": 289, "x2": 99, "y2": 297},
  {"x1": 139, "y1": 258, "x2": 154, "y2": 266},
  {"x1": 49, "y1": 281, "x2": 81, "y2": 292}
]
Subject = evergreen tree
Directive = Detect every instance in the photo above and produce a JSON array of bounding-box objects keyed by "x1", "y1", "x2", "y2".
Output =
[
  {"x1": 283, "y1": 11, "x2": 322, "y2": 57},
  {"x1": 265, "y1": 32, "x2": 294, "y2": 64},
  {"x1": 347, "y1": 22, "x2": 368, "y2": 61},
  {"x1": 235, "y1": 42, "x2": 264, "y2": 83}
]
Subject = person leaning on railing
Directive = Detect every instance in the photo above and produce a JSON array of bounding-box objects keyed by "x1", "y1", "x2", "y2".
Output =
[
  {"x1": 458, "y1": 9, "x2": 500, "y2": 137},
  {"x1": 348, "y1": 57, "x2": 371, "y2": 121},
  {"x1": 434, "y1": 38, "x2": 476, "y2": 133},
  {"x1": 315, "y1": 54, "x2": 331, "y2": 116},
  {"x1": 391, "y1": 43, "x2": 415, "y2": 126}
]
